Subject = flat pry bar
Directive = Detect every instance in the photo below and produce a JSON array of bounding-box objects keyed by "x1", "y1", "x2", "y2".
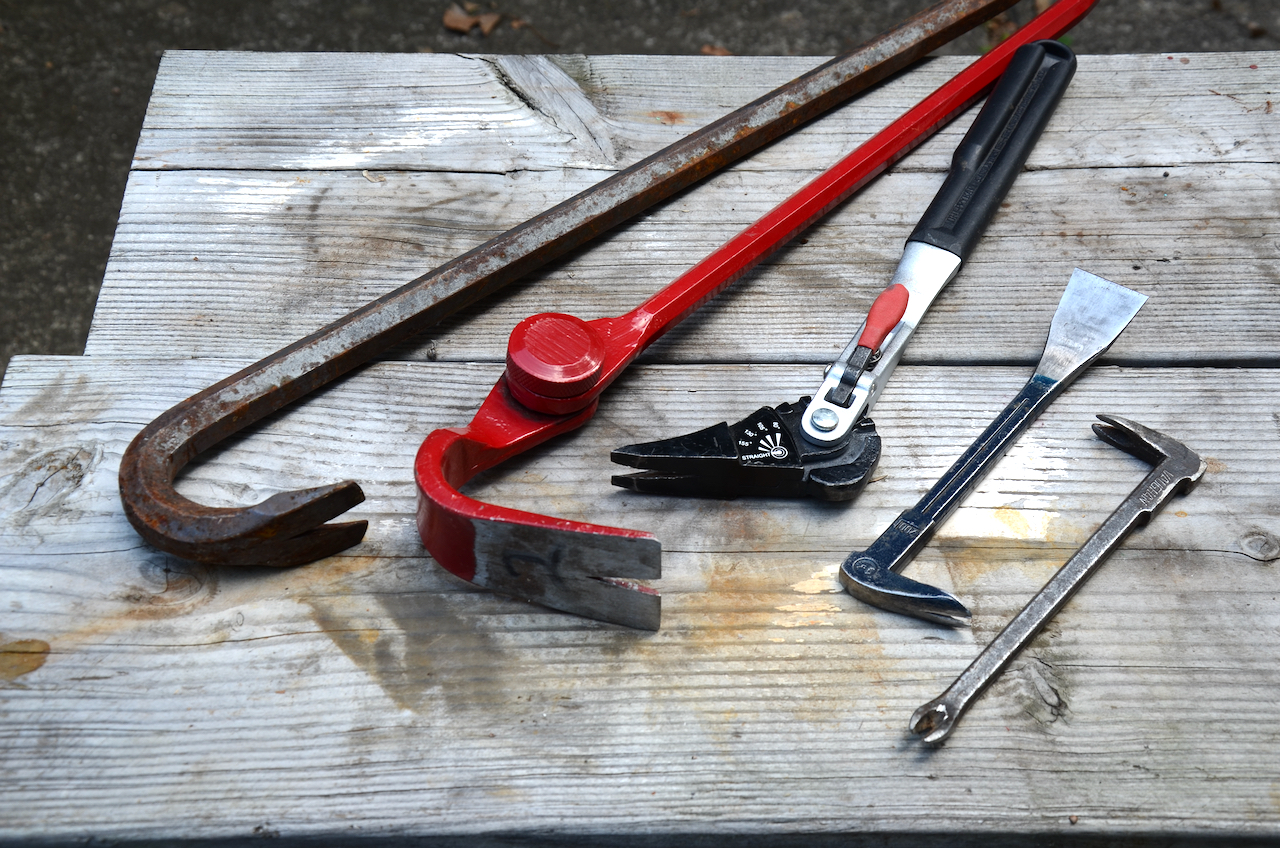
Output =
[{"x1": 414, "y1": 0, "x2": 1100, "y2": 629}]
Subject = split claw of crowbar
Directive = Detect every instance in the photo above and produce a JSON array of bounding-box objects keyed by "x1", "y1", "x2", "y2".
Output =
[
  {"x1": 116, "y1": 0, "x2": 1046, "y2": 569},
  {"x1": 416, "y1": 374, "x2": 663, "y2": 630},
  {"x1": 120, "y1": 393, "x2": 372, "y2": 568},
  {"x1": 414, "y1": 2, "x2": 1102, "y2": 628}
]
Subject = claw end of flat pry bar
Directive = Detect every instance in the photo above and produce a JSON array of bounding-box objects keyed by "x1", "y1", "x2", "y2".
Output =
[{"x1": 838, "y1": 555, "x2": 972, "y2": 626}]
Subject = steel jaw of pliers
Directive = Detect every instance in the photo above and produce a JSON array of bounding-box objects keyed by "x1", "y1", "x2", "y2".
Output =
[
  {"x1": 414, "y1": 1, "x2": 1097, "y2": 629},
  {"x1": 611, "y1": 399, "x2": 882, "y2": 501}
]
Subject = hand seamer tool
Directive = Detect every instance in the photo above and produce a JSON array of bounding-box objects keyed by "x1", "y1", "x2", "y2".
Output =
[{"x1": 611, "y1": 40, "x2": 1077, "y2": 500}]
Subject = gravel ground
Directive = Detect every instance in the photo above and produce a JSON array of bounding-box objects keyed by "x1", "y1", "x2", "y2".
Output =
[{"x1": 1, "y1": 0, "x2": 1276, "y2": 381}]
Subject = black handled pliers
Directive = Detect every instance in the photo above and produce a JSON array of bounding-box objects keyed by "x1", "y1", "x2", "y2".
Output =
[{"x1": 611, "y1": 40, "x2": 1079, "y2": 502}]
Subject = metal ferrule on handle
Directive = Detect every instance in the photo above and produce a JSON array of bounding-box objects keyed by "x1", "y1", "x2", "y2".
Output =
[{"x1": 803, "y1": 242, "x2": 961, "y2": 443}]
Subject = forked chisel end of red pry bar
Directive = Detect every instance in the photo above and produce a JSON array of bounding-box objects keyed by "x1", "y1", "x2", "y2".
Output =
[{"x1": 415, "y1": 375, "x2": 662, "y2": 630}]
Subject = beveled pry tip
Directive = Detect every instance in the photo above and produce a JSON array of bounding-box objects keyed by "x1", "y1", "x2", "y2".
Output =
[
  {"x1": 928, "y1": 604, "x2": 973, "y2": 628},
  {"x1": 839, "y1": 556, "x2": 973, "y2": 626}
]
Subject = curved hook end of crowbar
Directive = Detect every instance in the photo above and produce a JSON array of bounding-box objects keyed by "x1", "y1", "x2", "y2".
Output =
[
  {"x1": 119, "y1": 420, "x2": 369, "y2": 568},
  {"x1": 414, "y1": 426, "x2": 661, "y2": 630}
]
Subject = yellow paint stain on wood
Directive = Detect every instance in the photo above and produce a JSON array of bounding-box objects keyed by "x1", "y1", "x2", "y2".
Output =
[
  {"x1": 995, "y1": 505, "x2": 1032, "y2": 537},
  {"x1": 774, "y1": 566, "x2": 843, "y2": 627},
  {"x1": 772, "y1": 616, "x2": 836, "y2": 628},
  {"x1": 773, "y1": 599, "x2": 841, "y2": 627},
  {"x1": 0, "y1": 639, "x2": 50, "y2": 681},
  {"x1": 940, "y1": 505, "x2": 1062, "y2": 543},
  {"x1": 789, "y1": 565, "x2": 839, "y2": 595},
  {"x1": 775, "y1": 601, "x2": 841, "y2": 614}
]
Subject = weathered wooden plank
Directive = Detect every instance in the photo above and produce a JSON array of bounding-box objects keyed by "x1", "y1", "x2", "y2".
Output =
[
  {"x1": 7, "y1": 47, "x2": 1280, "y2": 843},
  {"x1": 85, "y1": 162, "x2": 1280, "y2": 364},
  {"x1": 5, "y1": 357, "x2": 1269, "y2": 564},
  {"x1": 134, "y1": 52, "x2": 1280, "y2": 174},
  {"x1": 1, "y1": 354, "x2": 1278, "y2": 841},
  {"x1": 2, "y1": 555, "x2": 1274, "y2": 840},
  {"x1": 0, "y1": 354, "x2": 1271, "y2": 645}
]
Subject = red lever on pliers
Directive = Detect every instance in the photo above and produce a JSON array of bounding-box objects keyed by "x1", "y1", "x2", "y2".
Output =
[{"x1": 414, "y1": 0, "x2": 1097, "y2": 629}]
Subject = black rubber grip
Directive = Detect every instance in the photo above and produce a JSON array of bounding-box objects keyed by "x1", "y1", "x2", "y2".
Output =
[{"x1": 908, "y1": 40, "x2": 1076, "y2": 260}]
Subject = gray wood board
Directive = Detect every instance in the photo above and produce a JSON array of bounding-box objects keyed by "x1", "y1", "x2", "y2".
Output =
[
  {"x1": 2, "y1": 354, "x2": 1278, "y2": 840},
  {"x1": 89, "y1": 49, "x2": 1280, "y2": 366},
  {"x1": 85, "y1": 162, "x2": 1280, "y2": 365},
  {"x1": 134, "y1": 51, "x2": 1279, "y2": 174},
  {"x1": 6, "y1": 47, "x2": 1280, "y2": 843}
]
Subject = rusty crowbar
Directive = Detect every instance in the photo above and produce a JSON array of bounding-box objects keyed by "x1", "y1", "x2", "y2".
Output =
[{"x1": 119, "y1": 0, "x2": 1029, "y2": 567}]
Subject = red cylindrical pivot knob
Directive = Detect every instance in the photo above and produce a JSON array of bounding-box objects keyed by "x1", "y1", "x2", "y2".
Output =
[{"x1": 505, "y1": 313, "x2": 606, "y2": 413}]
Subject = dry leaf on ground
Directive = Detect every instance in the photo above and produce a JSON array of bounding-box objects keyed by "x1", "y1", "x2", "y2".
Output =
[
  {"x1": 510, "y1": 18, "x2": 559, "y2": 47},
  {"x1": 700, "y1": 44, "x2": 732, "y2": 56},
  {"x1": 443, "y1": 3, "x2": 502, "y2": 35},
  {"x1": 443, "y1": 4, "x2": 473, "y2": 32}
]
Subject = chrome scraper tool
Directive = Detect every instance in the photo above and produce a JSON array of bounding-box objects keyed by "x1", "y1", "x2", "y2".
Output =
[{"x1": 841, "y1": 270, "x2": 1148, "y2": 625}]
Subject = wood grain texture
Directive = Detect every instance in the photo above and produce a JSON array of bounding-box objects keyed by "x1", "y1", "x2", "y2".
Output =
[
  {"x1": 134, "y1": 51, "x2": 1280, "y2": 174},
  {"x1": 86, "y1": 162, "x2": 1280, "y2": 365},
  {"x1": 91, "y1": 49, "x2": 1280, "y2": 366},
  {"x1": 2, "y1": 356, "x2": 1278, "y2": 841},
  {"x1": 4, "y1": 48, "x2": 1280, "y2": 843}
]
